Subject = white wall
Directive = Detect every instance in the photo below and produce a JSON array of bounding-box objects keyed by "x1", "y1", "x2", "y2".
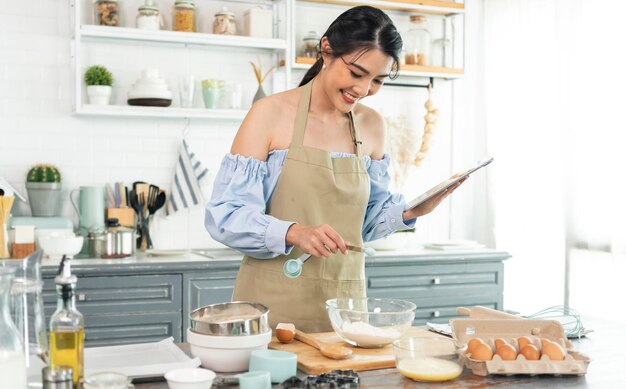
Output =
[{"x1": 1, "y1": 0, "x2": 482, "y2": 250}]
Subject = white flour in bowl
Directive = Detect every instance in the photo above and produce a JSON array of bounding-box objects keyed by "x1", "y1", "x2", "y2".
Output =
[{"x1": 340, "y1": 321, "x2": 402, "y2": 346}]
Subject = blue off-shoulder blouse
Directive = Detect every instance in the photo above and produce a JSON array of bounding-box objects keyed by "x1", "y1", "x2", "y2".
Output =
[{"x1": 204, "y1": 150, "x2": 416, "y2": 259}]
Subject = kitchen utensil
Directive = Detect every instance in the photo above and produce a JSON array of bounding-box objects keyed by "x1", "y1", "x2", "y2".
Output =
[
  {"x1": 283, "y1": 252, "x2": 311, "y2": 278},
  {"x1": 295, "y1": 329, "x2": 352, "y2": 360},
  {"x1": 70, "y1": 186, "x2": 105, "y2": 236},
  {"x1": 393, "y1": 337, "x2": 463, "y2": 382},
  {"x1": 346, "y1": 245, "x2": 376, "y2": 256},
  {"x1": 326, "y1": 297, "x2": 416, "y2": 348},
  {"x1": 238, "y1": 370, "x2": 271, "y2": 389},
  {"x1": 187, "y1": 328, "x2": 271, "y2": 373},
  {"x1": 189, "y1": 301, "x2": 269, "y2": 336},
  {"x1": 165, "y1": 367, "x2": 215, "y2": 389},
  {"x1": 269, "y1": 327, "x2": 435, "y2": 374},
  {"x1": 248, "y1": 349, "x2": 297, "y2": 383}
]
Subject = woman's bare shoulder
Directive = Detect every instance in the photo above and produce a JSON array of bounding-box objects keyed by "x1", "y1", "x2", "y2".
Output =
[
  {"x1": 230, "y1": 87, "x2": 301, "y2": 160},
  {"x1": 354, "y1": 103, "x2": 386, "y2": 158}
]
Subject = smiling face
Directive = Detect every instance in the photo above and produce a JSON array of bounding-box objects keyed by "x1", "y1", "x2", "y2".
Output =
[{"x1": 320, "y1": 39, "x2": 394, "y2": 113}]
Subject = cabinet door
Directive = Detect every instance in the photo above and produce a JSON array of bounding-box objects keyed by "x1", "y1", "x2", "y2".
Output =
[
  {"x1": 183, "y1": 270, "x2": 238, "y2": 337},
  {"x1": 43, "y1": 274, "x2": 182, "y2": 347}
]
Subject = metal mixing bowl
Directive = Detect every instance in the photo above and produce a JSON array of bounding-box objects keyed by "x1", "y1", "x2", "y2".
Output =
[{"x1": 189, "y1": 301, "x2": 269, "y2": 336}]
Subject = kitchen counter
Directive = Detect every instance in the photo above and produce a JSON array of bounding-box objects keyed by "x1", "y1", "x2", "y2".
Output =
[{"x1": 133, "y1": 316, "x2": 626, "y2": 388}]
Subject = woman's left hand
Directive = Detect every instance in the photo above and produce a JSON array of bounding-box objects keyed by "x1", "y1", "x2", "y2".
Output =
[{"x1": 402, "y1": 176, "x2": 468, "y2": 220}]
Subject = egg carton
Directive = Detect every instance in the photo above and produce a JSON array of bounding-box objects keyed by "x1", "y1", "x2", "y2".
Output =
[{"x1": 451, "y1": 318, "x2": 590, "y2": 376}]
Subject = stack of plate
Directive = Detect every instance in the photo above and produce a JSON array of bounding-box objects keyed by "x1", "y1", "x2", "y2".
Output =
[
  {"x1": 127, "y1": 69, "x2": 172, "y2": 107},
  {"x1": 423, "y1": 240, "x2": 485, "y2": 250}
]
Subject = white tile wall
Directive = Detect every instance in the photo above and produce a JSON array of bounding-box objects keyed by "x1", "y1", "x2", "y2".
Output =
[{"x1": 0, "y1": 0, "x2": 477, "y2": 250}]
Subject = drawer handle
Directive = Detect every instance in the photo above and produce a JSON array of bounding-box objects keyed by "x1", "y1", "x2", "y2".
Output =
[
  {"x1": 432, "y1": 310, "x2": 440, "y2": 318},
  {"x1": 432, "y1": 277, "x2": 441, "y2": 285},
  {"x1": 78, "y1": 293, "x2": 87, "y2": 301}
]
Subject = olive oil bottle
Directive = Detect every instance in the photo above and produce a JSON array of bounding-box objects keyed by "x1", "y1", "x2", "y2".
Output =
[{"x1": 49, "y1": 256, "x2": 84, "y2": 386}]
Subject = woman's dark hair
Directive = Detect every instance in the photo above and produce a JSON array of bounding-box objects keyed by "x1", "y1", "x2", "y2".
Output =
[{"x1": 299, "y1": 6, "x2": 403, "y2": 86}]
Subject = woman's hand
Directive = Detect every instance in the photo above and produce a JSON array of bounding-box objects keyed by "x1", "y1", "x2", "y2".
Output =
[
  {"x1": 286, "y1": 224, "x2": 348, "y2": 257},
  {"x1": 403, "y1": 176, "x2": 468, "y2": 220}
]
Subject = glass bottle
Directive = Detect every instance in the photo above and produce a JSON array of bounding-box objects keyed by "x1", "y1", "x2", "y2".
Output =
[
  {"x1": 213, "y1": 7, "x2": 237, "y2": 35},
  {"x1": 432, "y1": 38, "x2": 452, "y2": 68},
  {"x1": 405, "y1": 15, "x2": 431, "y2": 66},
  {"x1": 136, "y1": 0, "x2": 161, "y2": 31},
  {"x1": 95, "y1": 0, "x2": 120, "y2": 27},
  {"x1": 49, "y1": 257, "x2": 84, "y2": 387},
  {"x1": 302, "y1": 30, "x2": 320, "y2": 58},
  {"x1": 173, "y1": 0, "x2": 196, "y2": 32},
  {"x1": 0, "y1": 267, "x2": 28, "y2": 389}
]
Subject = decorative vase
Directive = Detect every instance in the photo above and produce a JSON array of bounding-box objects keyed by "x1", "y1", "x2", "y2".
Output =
[
  {"x1": 25, "y1": 182, "x2": 63, "y2": 217},
  {"x1": 253, "y1": 84, "x2": 265, "y2": 103},
  {"x1": 86, "y1": 85, "x2": 112, "y2": 105}
]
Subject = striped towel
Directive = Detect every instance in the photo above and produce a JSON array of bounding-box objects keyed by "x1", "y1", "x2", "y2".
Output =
[{"x1": 167, "y1": 140, "x2": 210, "y2": 214}]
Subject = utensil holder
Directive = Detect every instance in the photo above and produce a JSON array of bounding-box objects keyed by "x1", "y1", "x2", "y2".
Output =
[{"x1": 137, "y1": 214, "x2": 153, "y2": 251}]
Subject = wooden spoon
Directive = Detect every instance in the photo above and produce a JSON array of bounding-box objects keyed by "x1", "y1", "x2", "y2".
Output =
[{"x1": 295, "y1": 329, "x2": 352, "y2": 360}]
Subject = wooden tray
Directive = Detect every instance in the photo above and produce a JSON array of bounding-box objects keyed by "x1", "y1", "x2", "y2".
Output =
[{"x1": 268, "y1": 326, "x2": 444, "y2": 374}]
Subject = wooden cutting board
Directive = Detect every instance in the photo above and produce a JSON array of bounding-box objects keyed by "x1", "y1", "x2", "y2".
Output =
[{"x1": 268, "y1": 326, "x2": 443, "y2": 374}]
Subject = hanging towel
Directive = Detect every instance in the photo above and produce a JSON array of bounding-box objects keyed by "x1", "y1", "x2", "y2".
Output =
[{"x1": 168, "y1": 140, "x2": 210, "y2": 214}]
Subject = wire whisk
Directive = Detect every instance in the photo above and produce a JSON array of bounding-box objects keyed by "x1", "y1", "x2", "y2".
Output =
[{"x1": 524, "y1": 305, "x2": 591, "y2": 338}]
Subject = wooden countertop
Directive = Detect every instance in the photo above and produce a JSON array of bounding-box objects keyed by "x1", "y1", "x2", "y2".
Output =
[{"x1": 134, "y1": 316, "x2": 626, "y2": 388}]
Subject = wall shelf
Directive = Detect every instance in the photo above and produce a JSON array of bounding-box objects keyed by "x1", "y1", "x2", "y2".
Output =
[
  {"x1": 76, "y1": 105, "x2": 248, "y2": 120},
  {"x1": 297, "y1": 0, "x2": 464, "y2": 16},
  {"x1": 79, "y1": 25, "x2": 288, "y2": 51}
]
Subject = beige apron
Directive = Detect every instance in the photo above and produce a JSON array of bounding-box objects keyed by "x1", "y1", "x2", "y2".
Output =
[{"x1": 232, "y1": 79, "x2": 371, "y2": 333}]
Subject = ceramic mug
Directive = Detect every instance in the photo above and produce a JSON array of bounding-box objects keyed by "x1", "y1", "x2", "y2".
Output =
[
  {"x1": 70, "y1": 186, "x2": 105, "y2": 236},
  {"x1": 202, "y1": 79, "x2": 225, "y2": 109}
]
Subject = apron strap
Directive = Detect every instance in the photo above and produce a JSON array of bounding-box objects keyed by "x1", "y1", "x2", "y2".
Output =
[
  {"x1": 348, "y1": 111, "x2": 363, "y2": 158},
  {"x1": 290, "y1": 80, "x2": 313, "y2": 148}
]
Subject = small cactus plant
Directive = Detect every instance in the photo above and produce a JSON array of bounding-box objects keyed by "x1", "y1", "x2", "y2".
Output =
[
  {"x1": 26, "y1": 164, "x2": 62, "y2": 183},
  {"x1": 84, "y1": 65, "x2": 113, "y2": 86}
]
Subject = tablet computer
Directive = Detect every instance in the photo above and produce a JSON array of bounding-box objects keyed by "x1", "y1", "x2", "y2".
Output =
[{"x1": 404, "y1": 157, "x2": 494, "y2": 211}]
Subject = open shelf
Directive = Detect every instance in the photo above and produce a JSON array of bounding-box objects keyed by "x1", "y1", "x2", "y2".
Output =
[
  {"x1": 79, "y1": 25, "x2": 288, "y2": 51},
  {"x1": 297, "y1": 0, "x2": 464, "y2": 15},
  {"x1": 75, "y1": 104, "x2": 248, "y2": 120}
]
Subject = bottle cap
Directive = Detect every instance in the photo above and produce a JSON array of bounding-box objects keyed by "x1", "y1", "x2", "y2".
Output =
[
  {"x1": 409, "y1": 14, "x2": 426, "y2": 23},
  {"x1": 55, "y1": 256, "x2": 77, "y2": 285},
  {"x1": 42, "y1": 366, "x2": 73, "y2": 382},
  {"x1": 215, "y1": 6, "x2": 235, "y2": 17},
  {"x1": 138, "y1": 0, "x2": 158, "y2": 11}
]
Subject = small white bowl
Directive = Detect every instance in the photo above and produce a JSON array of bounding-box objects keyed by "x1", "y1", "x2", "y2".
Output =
[
  {"x1": 165, "y1": 367, "x2": 216, "y2": 389},
  {"x1": 38, "y1": 235, "x2": 84, "y2": 259}
]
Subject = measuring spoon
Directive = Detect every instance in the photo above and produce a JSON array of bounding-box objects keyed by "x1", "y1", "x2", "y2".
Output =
[{"x1": 283, "y1": 246, "x2": 376, "y2": 279}]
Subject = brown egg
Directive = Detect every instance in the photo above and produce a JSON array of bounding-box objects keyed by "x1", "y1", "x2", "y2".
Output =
[
  {"x1": 275, "y1": 322, "x2": 296, "y2": 343},
  {"x1": 470, "y1": 343, "x2": 494, "y2": 360},
  {"x1": 494, "y1": 338, "x2": 508, "y2": 350},
  {"x1": 495, "y1": 343, "x2": 518, "y2": 360},
  {"x1": 466, "y1": 338, "x2": 485, "y2": 355},
  {"x1": 518, "y1": 336, "x2": 533, "y2": 350},
  {"x1": 541, "y1": 340, "x2": 566, "y2": 360},
  {"x1": 519, "y1": 344, "x2": 540, "y2": 360}
]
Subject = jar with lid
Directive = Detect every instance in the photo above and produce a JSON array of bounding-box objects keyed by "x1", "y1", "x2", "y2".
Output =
[
  {"x1": 213, "y1": 7, "x2": 237, "y2": 35},
  {"x1": 405, "y1": 15, "x2": 431, "y2": 66},
  {"x1": 432, "y1": 37, "x2": 452, "y2": 68},
  {"x1": 173, "y1": 0, "x2": 196, "y2": 32},
  {"x1": 95, "y1": 0, "x2": 120, "y2": 26},
  {"x1": 302, "y1": 30, "x2": 320, "y2": 58},
  {"x1": 136, "y1": 0, "x2": 162, "y2": 31}
]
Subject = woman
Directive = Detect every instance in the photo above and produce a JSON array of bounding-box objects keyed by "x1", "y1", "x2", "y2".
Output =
[{"x1": 205, "y1": 6, "x2": 464, "y2": 332}]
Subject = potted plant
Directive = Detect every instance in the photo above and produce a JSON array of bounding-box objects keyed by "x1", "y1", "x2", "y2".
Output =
[
  {"x1": 25, "y1": 164, "x2": 63, "y2": 217},
  {"x1": 84, "y1": 65, "x2": 113, "y2": 105}
]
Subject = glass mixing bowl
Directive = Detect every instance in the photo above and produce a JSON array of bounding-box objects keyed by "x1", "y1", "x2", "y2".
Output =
[
  {"x1": 393, "y1": 337, "x2": 464, "y2": 382},
  {"x1": 326, "y1": 297, "x2": 416, "y2": 348}
]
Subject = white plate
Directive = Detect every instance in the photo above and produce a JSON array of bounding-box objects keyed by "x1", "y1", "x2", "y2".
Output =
[
  {"x1": 145, "y1": 249, "x2": 189, "y2": 257},
  {"x1": 85, "y1": 337, "x2": 201, "y2": 379}
]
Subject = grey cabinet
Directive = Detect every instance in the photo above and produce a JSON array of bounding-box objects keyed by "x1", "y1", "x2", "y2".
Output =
[{"x1": 41, "y1": 250, "x2": 508, "y2": 347}]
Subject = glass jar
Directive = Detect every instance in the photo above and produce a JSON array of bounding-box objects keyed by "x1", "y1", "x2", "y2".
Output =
[
  {"x1": 405, "y1": 15, "x2": 431, "y2": 66},
  {"x1": 302, "y1": 30, "x2": 320, "y2": 58},
  {"x1": 0, "y1": 268, "x2": 28, "y2": 388},
  {"x1": 95, "y1": 0, "x2": 120, "y2": 26},
  {"x1": 432, "y1": 38, "x2": 452, "y2": 68},
  {"x1": 213, "y1": 7, "x2": 236, "y2": 35},
  {"x1": 173, "y1": 0, "x2": 196, "y2": 32},
  {"x1": 136, "y1": 0, "x2": 161, "y2": 31}
]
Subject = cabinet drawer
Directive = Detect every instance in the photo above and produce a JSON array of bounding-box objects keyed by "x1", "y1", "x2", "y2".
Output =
[
  {"x1": 183, "y1": 271, "x2": 237, "y2": 334},
  {"x1": 366, "y1": 262, "x2": 503, "y2": 299},
  {"x1": 83, "y1": 312, "x2": 182, "y2": 347},
  {"x1": 43, "y1": 274, "x2": 182, "y2": 316}
]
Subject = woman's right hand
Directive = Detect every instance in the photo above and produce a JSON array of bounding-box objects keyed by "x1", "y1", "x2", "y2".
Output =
[{"x1": 286, "y1": 224, "x2": 348, "y2": 257}]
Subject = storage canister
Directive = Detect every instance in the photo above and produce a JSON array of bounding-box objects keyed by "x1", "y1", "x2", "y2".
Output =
[
  {"x1": 243, "y1": 7, "x2": 273, "y2": 39},
  {"x1": 213, "y1": 7, "x2": 236, "y2": 35},
  {"x1": 102, "y1": 218, "x2": 135, "y2": 259},
  {"x1": 95, "y1": 0, "x2": 120, "y2": 26},
  {"x1": 136, "y1": 0, "x2": 161, "y2": 30},
  {"x1": 173, "y1": 0, "x2": 196, "y2": 32},
  {"x1": 405, "y1": 14, "x2": 431, "y2": 66}
]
